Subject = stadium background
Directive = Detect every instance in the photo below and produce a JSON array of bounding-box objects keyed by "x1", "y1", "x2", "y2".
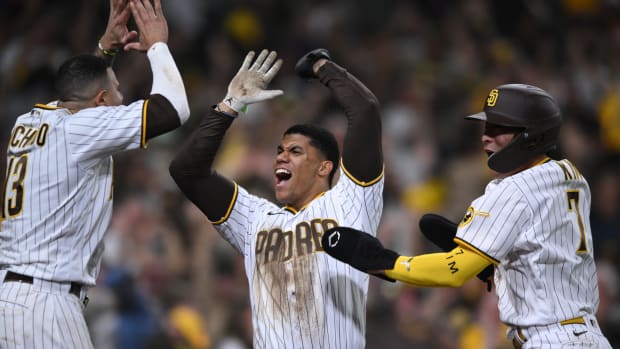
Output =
[{"x1": 1, "y1": 0, "x2": 619, "y2": 348}]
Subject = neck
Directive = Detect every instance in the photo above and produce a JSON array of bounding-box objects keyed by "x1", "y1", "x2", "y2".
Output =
[
  {"x1": 57, "y1": 100, "x2": 93, "y2": 113},
  {"x1": 287, "y1": 189, "x2": 328, "y2": 212},
  {"x1": 496, "y1": 155, "x2": 549, "y2": 178}
]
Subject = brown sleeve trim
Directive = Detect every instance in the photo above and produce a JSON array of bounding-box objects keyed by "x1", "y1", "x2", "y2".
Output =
[
  {"x1": 211, "y1": 182, "x2": 238, "y2": 225},
  {"x1": 340, "y1": 159, "x2": 384, "y2": 187},
  {"x1": 144, "y1": 94, "x2": 182, "y2": 142}
]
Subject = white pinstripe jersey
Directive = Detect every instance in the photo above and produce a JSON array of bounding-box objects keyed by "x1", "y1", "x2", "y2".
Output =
[
  {"x1": 455, "y1": 158, "x2": 599, "y2": 327},
  {"x1": 214, "y1": 166, "x2": 384, "y2": 349},
  {"x1": 0, "y1": 100, "x2": 146, "y2": 285}
]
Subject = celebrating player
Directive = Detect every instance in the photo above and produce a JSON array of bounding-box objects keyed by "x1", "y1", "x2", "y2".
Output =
[
  {"x1": 322, "y1": 84, "x2": 612, "y2": 348},
  {"x1": 0, "y1": 1, "x2": 188, "y2": 348},
  {"x1": 169, "y1": 48, "x2": 384, "y2": 348}
]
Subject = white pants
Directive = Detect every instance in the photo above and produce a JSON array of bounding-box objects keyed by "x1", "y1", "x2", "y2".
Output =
[
  {"x1": 0, "y1": 270, "x2": 93, "y2": 349},
  {"x1": 507, "y1": 315, "x2": 612, "y2": 349}
]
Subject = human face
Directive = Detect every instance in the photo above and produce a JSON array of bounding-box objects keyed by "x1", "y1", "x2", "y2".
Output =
[
  {"x1": 273, "y1": 133, "x2": 332, "y2": 209},
  {"x1": 481, "y1": 123, "x2": 519, "y2": 158},
  {"x1": 482, "y1": 122, "x2": 529, "y2": 176}
]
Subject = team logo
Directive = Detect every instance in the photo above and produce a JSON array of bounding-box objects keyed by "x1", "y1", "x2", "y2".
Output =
[
  {"x1": 399, "y1": 257, "x2": 413, "y2": 272},
  {"x1": 459, "y1": 206, "x2": 475, "y2": 228},
  {"x1": 486, "y1": 89, "x2": 499, "y2": 107},
  {"x1": 328, "y1": 230, "x2": 341, "y2": 247}
]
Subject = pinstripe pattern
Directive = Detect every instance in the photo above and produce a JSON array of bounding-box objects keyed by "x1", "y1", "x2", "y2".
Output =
[
  {"x1": 1, "y1": 100, "x2": 145, "y2": 348},
  {"x1": 0, "y1": 270, "x2": 93, "y2": 349},
  {"x1": 455, "y1": 159, "x2": 610, "y2": 346},
  {"x1": 215, "y1": 167, "x2": 383, "y2": 349}
]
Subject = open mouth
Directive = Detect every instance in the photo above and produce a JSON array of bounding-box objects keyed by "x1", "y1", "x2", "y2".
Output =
[{"x1": 275, "y1": 168, "x2": 292, "y2": 184}]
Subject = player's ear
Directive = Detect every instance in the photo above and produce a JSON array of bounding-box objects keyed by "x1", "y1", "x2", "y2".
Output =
[
  {"x1": 318, "y1": 160, "x2": 333, "y2": 177},
  {"x1": 93, "y1": 89, "x2": 108, "y2": 107}
]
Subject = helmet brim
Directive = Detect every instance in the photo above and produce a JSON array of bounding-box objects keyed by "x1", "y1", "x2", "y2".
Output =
[{"x1": 464, "y1": 111, "x2": 487, "y2": 121}]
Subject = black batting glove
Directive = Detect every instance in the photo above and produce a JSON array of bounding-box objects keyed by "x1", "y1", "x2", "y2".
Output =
[
  {"x1": 419, "y1": 213, "x2": 495, "y2": 291},
  {"x1": 322, "y1": 226, "x2": 399, "y2": 282},
  {"x1": 294, "y1": 48, "x2": 331, "y2": 80}
]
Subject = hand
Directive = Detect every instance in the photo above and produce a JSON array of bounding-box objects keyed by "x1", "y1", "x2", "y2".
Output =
[
  {"x1": 419, "y1": 213, "x2": 494, "y2": 290},
  {"x1": 124, "y1": 0, "x2": 168, "y2": 52},
  {"x1": 99, "y1": 0, "x2": 138, "y2": 50},
  {"x1": 295, "y1": 48, "x2": 331, "y2": 80},
  {"x1": 223, "y1": 49, "x2": 283, "y2": 113},
  {"x1": 321, "y1": 226, "x2": 399, "y2": 281}
]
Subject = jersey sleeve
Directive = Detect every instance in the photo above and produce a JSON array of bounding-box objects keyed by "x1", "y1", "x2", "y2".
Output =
[
  {"x1": 454, "y1": 181, "x2": 531, "y2": 264},
  {"x1": 65, "y1": 100, "x2": 145, "y2": 162},
  {"x1": 330, "y1": 164, "x2": 384, "y2": 237},
  {"x1": 213, "y1": 185, "x2": 279, "y2": 254}
]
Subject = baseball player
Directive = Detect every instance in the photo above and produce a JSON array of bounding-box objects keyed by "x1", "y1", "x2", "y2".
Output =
[
  {"x1": 0, "y1": 1, "x2": 189, "y2": 348},
  {"x1": 169, "y1": 48, "x2": 384, "y2": 349},
  {"x1": 323, "y1": 84, "x2": 612, "y2": 348}
]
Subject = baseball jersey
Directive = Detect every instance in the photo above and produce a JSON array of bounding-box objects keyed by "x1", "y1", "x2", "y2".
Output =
[
  {"x1": 214, "y1": 166, "x2": 383, "y2": 349},
  {"x1": 454, "y1": 158, "x2": 599, "y2": 327},
  {"x1": 0, "y1": 100, "x2": 146, "y2": 285}
]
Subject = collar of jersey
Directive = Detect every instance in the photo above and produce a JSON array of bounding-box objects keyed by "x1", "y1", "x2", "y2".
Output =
[
  {"x1": 283, "y1": 191, "x2": 327, "y2": 214},
  {"x1": 536, "y1": 156, "x2": 552, "y2": 166},
  {"x1": 34, "y1": 101, "x2": 61, "y2": 110}
]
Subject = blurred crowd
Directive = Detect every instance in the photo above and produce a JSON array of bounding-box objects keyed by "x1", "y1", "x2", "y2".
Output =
[{"x1": 1, "y1": 0, "x2": 620, "y2": 348}]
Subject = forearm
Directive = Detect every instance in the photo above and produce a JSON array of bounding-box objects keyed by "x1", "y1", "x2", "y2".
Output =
[
  {"x1": 169, "y1": 108, "x2": 237, "y2": 220},
  {"x1": 317, "y1": 62, "x2": 382, "y2": 182},
  {"x1": 385, "y1": 247, "x2": 492, "y2": 287},
  {"x1": 148, "y1": 42, "x2": 190, "y2": 124}
]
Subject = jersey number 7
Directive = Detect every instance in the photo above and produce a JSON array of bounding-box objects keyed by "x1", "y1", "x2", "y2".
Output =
[{"x1": 566, "y1": 190, "x2": 587, "y2": 254}]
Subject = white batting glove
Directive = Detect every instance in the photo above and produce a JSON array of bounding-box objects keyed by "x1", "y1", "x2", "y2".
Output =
[{"x1": 223, "y1": 49, "x2": 284, "y2": 113}]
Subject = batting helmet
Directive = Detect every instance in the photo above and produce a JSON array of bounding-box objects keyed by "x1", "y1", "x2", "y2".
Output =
[{"x1": 465, "y1": 84, "x2": 562, "y2": 173}]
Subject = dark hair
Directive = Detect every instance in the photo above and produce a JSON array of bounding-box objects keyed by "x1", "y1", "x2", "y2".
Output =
[
  {"x1": 284, "y1": 123, "x2": 340, "y2": 187},
  {"x1": 55, "y1": 55, "x2": 110, "y2": 102}
]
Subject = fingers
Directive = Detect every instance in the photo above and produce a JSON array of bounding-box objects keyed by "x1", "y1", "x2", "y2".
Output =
[
  {"x1": 141, "y1": 0, "x2": 155, "y2": 15},
  {"x1": 238, "y1": 51, "x2": 255, "y2": 73},
  {"x1": 110, "y1": 0, "x2": 126, "y2": 12},
  {"x1": 264, "y1": 59, "x2": 283, "y2": 82},
  {"x1": 121, "y1": 31, "x2": 138, "y2": 45},
  {"x1": 123, "y1": 41, "x2": 143, "y2": 51},
  {"x1": 250, "y1": 49, "x2": 269, "y2": 71},
  {"x1": 129, "y1": 0, "x2": 145, "y2": 29},
  {"x1": 129, "y1": 0, "x2": 154, "y2": 28},
  {"x1": 118, "y1": 4, "x2": 132, "y2": 24},
  {"x1": 257, "y1": 90, "x2": 284, "y2": 101},
  {"x1": 258, "y1": 51, "x2": 277, "y2": 73},
  {"x1": 153, "y1": 0, "x2": 164, "y2": 18}
]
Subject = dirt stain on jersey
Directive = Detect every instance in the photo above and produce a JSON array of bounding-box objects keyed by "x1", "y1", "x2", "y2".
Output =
[{"x1": 253, "y1": 252, "x2": 325, "y2": 345}]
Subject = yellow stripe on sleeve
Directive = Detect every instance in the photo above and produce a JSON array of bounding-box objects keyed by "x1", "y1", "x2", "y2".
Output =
[
  {"x1": 340, "y1": 159, "x2": 384, "y2": 187},
  {"x1": 141, "y1": 99, "x2": 149, "y2": 149},
  {"x1": 453, "y1": 237, "x2": 500, "y2": 265}
]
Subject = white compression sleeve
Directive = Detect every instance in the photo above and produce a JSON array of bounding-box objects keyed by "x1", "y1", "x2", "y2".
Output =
[{"x1": 147, "y1": 42, "x2": 190, "y2": 124}]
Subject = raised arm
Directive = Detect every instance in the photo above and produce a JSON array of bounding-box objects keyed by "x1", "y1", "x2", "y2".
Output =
[
  {"x1": 169, "y1": 50, "x2": 282, "y2": 221},
  {"x1": 295, "y1": 49, "x2": 383, "y2": 183}
]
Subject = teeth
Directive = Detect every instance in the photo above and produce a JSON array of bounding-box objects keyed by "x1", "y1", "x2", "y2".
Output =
[{"x1": 276, "y1": 169, "x2": 290, "y2": 175}]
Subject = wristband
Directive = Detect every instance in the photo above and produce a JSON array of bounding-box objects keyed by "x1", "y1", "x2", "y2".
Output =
[
  {"x1": 98, "y1": 42, "x2": 120, "y2": 57},
  {"x1": 222, "y1": 94, "x2": 248, "y2": 113}
]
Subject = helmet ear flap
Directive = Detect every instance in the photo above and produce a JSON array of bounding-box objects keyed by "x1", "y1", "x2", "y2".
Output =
[{"x1": 520, "y1": 132, "x2": 540, "y2": 151}]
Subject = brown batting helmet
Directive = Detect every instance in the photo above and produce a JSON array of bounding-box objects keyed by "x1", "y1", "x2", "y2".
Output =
[{"x1": 465, "y1": 84, "x2": 562, "y2": 173}]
